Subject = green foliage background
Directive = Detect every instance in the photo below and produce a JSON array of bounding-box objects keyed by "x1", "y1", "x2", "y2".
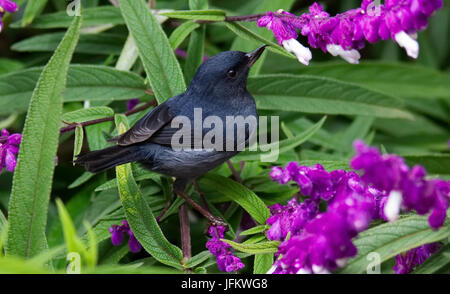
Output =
[{"x1": 0, "y1": 0, "x2": 449, "y2": 274}]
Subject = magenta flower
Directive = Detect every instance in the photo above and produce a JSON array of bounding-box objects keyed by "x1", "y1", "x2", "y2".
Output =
[
  {"x1": 206, "y1": 225, "x2": 244, "y2": 272},
  {"x1": 126, "y1": 98, "x2": 140, "y2": 111},
  {"x1": 351, "y1": 140, "x2": 450, "y2": 229},
  {"x1": 0, "y1": 128, "x2": 22, "y2": 173},
  {"x1": 109, "y1": 220, "x2": 142, "y2": 253},
  {"x1": 393, "y1": 243, "x2": 441, "y2": 274},
  {"x1": 0, "y1": 0, "x2": 18, "y2": 32},
  {"x1": 257, "y1": 0, "x2": 443, "y2": 64},
  {"x1": 257, "y1": 10, "x2": 312, "y2": 65},
  {"x1": 266, "y1": 198, "x2": 318, "y2": 241},
  {"x1": 267, "y1": 140, "x2": 449, "y2": 274}
]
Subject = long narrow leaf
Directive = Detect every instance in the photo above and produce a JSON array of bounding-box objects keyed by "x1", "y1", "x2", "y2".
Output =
[
  {"x1": 6, "y1": 15, "x2": 82, "y2": 258},
  {"x1": 118, "y1": 0, "x2": 186, "y2": 103}
]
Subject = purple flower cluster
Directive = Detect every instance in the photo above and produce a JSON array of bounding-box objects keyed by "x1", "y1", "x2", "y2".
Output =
[
  {"x1": 257, "y1": 0, "x2": 443, "y2": 64},
  {"x1": 351, "y1": 140, "x2": 450, "y2": 229},
  {"x1": 109, "y1": 220, "x2": 142, "y2": 253},
  {"x1": 206, "y1": 225, "x2": 244, "y2": 272},
  {"x1": 266, "y1": 198, "x2": 318, "y2": 241},
  {"x1": 0, "y1": 0, "x2": 18, "y2": 32},
  {"x1": 0, "y1": 128, "x2": 21, "y2": 174},
  {"x1": 269, "y1": 163, "x2": 377, "y2": 273},
  {"x1": 267, "y1": 141, "x2": 449, "y2": 274},
  {"x1": 393, "y1": 243, "x2": 441, "y2": 274}
]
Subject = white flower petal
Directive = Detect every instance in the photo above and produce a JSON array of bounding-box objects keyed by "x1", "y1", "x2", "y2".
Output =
[
  {"x1": 296, "y1": 268, "x2": 312, "y2": 274},
  {"x1": 395, "y1": 31, "x2": 419, "y2": 59},
  {"x1": 326, "y1": 44, "x2": 361, "y2": 64},
  {"x1": 384, "y1": 190, "x2": 403, "y2": 222},
  {"x1": 266, "y1": 265, "x2": 277, "y2": 274},
  {"x1": 312, "y1": 264, "x2": 330, "y2": 274},
  {"x1": 282, "y1": 39, "x2": 312, "y2": 66}
]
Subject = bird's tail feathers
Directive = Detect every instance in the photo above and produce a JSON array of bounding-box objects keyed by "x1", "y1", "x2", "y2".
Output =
[{"x1": 74, "y1": 145, "x2": 140, "y2": 173}]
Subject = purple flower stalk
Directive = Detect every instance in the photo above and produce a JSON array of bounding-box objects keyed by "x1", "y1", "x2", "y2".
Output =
[
  {"x1": 351, "y1": 140, "x2": 450, "y2": 229},
  {"x1": 0, "y1": 0, "x2": 18, "y2": 32},
  {"x1": 393, "y1": 243, "x2": 440, "y2": 274},
  {"x1": 267, "y1": 141, "x2": 449, "y2": 274},
  {"x1": 206, "y1": 225, "x2": 244, "y2": 272},
  {"x1": 257, "y1": 1, "x2": 443, "y2": 64},
  {"x1": 109, "y1": 220, "x2": 142, "y2": 253},
  {"x1": 0, "y1": 128, "x2": 21, "y2": 173}
]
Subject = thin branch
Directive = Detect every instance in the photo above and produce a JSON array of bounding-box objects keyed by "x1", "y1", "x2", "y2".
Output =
[
  {"x1": 179, "y1": 204, "x2": 192, "y2": 260},
  {"x1": 226, "y1": 160, "x2": 242, "y2": 183},
  {"x1": 59, "y1": 98, "x2": 157, "y2": 134}
]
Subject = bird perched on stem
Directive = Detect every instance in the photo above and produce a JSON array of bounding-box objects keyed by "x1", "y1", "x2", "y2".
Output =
[{"x1": 75, "y1": 45, "x2": 266, "y2": 227}]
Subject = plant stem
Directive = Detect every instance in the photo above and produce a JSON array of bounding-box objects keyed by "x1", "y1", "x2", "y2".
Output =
[{"x1": 179, "y1": 204, "x2": 192, "y2": 260}]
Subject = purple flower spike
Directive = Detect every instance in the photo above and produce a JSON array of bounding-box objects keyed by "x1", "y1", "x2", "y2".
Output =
[
  {"x1": 206, "y1": 225, "x2": 244, "y2": 273},
  {"x1": 351, "y1": 140, "x2": 450, "y2": 229},
  {"x1": 267, "y1": 140, "x2": 449, "y2": 274},
  {"x1": 393, "y1": 243, "x2": 440, "y2": 274},
  {"x1": 257, "y1": 1, "x2": 442, "y2": 64},
  {"x1": 257, "y1": 10, "x2": 312, "y2": 65},
  {"x1": 108, "y1": 220, "x2": 142, "y2": 253},
  {"x1": 0, "y1": 128, "x2": 22, "y2": 174}
]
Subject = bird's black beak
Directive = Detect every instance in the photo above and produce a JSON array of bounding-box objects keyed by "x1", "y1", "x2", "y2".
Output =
[{"x1": 246, "y1": 45, "x2": 267, "y2": 67}]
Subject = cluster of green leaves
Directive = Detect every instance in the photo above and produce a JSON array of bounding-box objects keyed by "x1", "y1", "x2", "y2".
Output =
[{"x1": 0, "y1": 0, "x2": 449, "y2": 274}]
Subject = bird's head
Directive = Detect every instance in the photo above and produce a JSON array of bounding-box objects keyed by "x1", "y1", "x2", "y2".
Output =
[{"x1": 187, "y1": 45, "x2": 266, "y2": 96}]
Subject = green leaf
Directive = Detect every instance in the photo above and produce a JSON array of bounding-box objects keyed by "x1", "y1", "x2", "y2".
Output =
[
  {"x1": 339, "y1": 116, "x2": 374, "y2": 151},
  {"x1": 401, "y1": 153, "x2": 450, "y2": 175},
  {"x1": 247, "y1": 74, "x2": 413, "y2": 119},
  {"x1": 253, "y1": 253, "x2": 274, "y2": 274},
  {"x1": 185, "y1": 250, "x2": 212, "y2": 268},
  {"x1": 12, "y1": 32, "x2": 126, "y2": 55},
  {"x1": 12, "y1": 6, "x2": 123, "y2": 29},
  {"x1": 68, "y1": 172, "x2": 95, "y2": 189},
  {"x1": 240, "y1": 225, "x2": 269, "y2": 236},
  {"x1": 339, "y1": 215, "x2": 450, "y2": 274},
  {"x1": 118, "y1": 0, "x2": 186, "y2": 104},
  {"x1": 55, "y1": 199, "x2": 88, "y2": 260},
  {"x1": 225, "y1": 22, "x2": 295, "y2": 60},
  {"x1": 73, "y1": 125, "x2": 84, "y2": 164},
  {"x1": 282, "y1": 62, "x2": 450, "y2": 100},
  {"x1": 21, "y1": 0, "x2": 49, "y2": 27},
  {"x1": 160, "y1": 10, "x2": 226, "y2": 21},
  {"x1": 5, "y1": 15, "x2": 82, "y2": 259},
  {"x1": 200, "y1": 174, "x2": 270, "y2": 224},
  {"x1": 234, "y1": 116, "x2": 326, "y2": 161},
  {"x1": 114, "y1": 115, "x2": 183, "y2": 269},
  {"x1": 168, "y1": 21, "x2": 200, "y2": 50},
  {"x1": 63, "y1": 106, "x2": 114, "y2": 123},
  {"x1": 0, "y1": 65, "x2": 147, "y2": 115},
  {"x1": 184, "y1": 25, "x2": 205, "y2": 83},
  {"x1": 221, "y1": 239, "x2": 280, "y2": 254}
]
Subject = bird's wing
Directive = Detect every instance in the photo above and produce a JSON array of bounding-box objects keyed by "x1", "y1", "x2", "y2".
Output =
[{"x1": 115, "y1": 102, "x2": 173, "y2": 146}]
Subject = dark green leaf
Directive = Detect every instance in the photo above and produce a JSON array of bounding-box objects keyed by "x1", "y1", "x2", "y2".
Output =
[
  {"x1": 200, "y1": 174, "x2": 270, "y2": 224},
  {"x1": 118, "y1": 0, "x2": 186, "y2": 103},
  {"x1": 248, "y1": 75, "x2": 413, "y2": 119},
  {"x1": 6, "y1": 15, "x2": 82, "y2": 258}
]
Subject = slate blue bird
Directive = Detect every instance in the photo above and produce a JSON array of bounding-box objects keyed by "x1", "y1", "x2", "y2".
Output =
[{"x1": 75, "y1": 45, "x2": 266, "y2": 226}]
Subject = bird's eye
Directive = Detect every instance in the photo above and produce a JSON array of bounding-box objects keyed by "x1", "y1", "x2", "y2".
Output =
[{"x1": 227, "y1": 69, "x2": 237, "y2": 78}]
